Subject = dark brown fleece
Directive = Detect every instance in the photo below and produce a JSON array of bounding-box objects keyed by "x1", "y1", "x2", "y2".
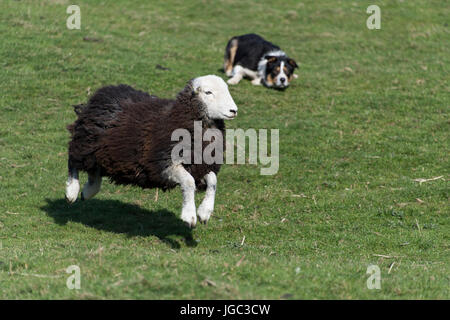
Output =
[{"x1": 67, "y1": 83, "x2": 225, "y2": 191}]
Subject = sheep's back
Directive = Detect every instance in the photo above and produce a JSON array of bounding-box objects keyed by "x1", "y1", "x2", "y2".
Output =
[
  {"x1": 68, "y1": 83, "x2": 226, "y2": 191},
  {"x1": 68, "y1": 85, "x2": 170, "y2": 177},
  {"x1": 88, "y1": 84, "x2": 154, "y2": 107},
  {"x1": 92, "y1": 97, "x2": 176, "y2": 189}
]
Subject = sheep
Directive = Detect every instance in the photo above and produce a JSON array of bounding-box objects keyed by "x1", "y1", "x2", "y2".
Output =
[{"x1": 65, "y1": 75, "x2": 238, "y2": 228}]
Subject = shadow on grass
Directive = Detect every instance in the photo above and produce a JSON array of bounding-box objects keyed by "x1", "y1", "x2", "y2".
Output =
[{"x1": 41, "y1": 198, "x2": 196, "y2": 249}]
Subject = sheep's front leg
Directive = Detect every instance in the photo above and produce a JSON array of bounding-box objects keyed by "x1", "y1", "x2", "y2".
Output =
[
  {"x1": 65, "y1": 165, "x2": 80, "y2": 204},
  {"x1": 164, "y1": 165, "x2": 197, "y2": 228},
  {"x1": 197, "y1": 172, "x2": 217, "y2": 224},
  {"x1": 81, "y1": 169, "x2": 102, "y2": 201}
]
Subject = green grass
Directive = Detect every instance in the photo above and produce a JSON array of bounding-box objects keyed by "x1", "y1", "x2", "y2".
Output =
[{"x1": 0, "y1": 0, "x2": 448, "y2": 299}]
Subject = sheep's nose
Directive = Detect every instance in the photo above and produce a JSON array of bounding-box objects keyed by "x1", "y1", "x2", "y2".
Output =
[{"x1": 229, "y1": 109, "x2": 237, "y2": 115}]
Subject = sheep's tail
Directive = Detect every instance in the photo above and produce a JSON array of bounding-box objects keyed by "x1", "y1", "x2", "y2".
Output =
[
  {"x1": 66, "y1": 104, "x2": 85, "y2": 135},
  {"x1": 73, "y1": 103, "x2": 86, "y2": 116}
]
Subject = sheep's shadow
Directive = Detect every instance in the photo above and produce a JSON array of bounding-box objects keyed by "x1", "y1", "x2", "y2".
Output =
[{"x1": 41, "y1": 198, "x2": 197, "y2": 249}]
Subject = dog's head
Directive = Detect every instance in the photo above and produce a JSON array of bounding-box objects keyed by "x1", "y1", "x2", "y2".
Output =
[{"x1": 263, "y1": 55, "x2": 298, "y2": 89}]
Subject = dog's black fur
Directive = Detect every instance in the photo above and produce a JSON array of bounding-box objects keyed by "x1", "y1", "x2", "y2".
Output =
[
  {"x1": 224, "y1": 34, "x2": 298, "y2": 89},
  {"x1": 225, "y1": 34, "x2": 279, "y2": 71}
]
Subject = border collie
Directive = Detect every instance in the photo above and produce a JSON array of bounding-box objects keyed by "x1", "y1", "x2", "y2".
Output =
[{"x1": 224, "y1": 33, "x2": 298, "y2": 89}]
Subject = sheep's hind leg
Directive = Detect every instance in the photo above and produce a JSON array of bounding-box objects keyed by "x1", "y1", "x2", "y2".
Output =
[
  {"x1": 65, "y1": 161, "x2": 80, "y2": 204},
  {"x1": 81, "y1": 169, "x2": 102, "y2": 201},
  {"x1": 163, "y1": 165, "x2": 197, "y2": 228},
  {"x1": 197, "y1": 172, "x2": 217, "y2": 224}
]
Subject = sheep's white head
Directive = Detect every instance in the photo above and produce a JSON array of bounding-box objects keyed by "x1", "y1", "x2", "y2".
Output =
[{"x1": 192, "y1": 75, "x2": 238, "y2": 120}]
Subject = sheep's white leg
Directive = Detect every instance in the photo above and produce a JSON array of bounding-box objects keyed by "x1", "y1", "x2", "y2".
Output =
[
  {"x1": 65, "y1": 167, "x2": 80, "y2": 204},
  {"x1": 227, "y1": 65, "x2": 244, "y2": 85},
  {"x1": 163, "y1": 165, "x2": 197, "y2": 228},
  {"x1": 81, "y1": 169, "x2": 102, "y2": 201},
  {"x1": 197, "y1": 172, "x2": 217, "y2": 224}
]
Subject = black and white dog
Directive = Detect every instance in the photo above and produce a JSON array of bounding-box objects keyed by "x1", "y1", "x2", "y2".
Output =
[{"x1": 224, "y1": 33, "x2": 298, "y2": 89}]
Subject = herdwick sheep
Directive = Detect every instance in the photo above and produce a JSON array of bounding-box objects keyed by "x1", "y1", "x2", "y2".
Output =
[{"x1": 65, "y1": 75, "x2": 238, "y2": 228}]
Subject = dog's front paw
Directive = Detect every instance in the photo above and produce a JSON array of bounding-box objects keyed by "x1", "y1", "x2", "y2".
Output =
[
  {"x1": 227, "y1": 77, "x2": 240, "y2": 85},
  {"x1": 251, "y1": 78, "x2": 262, "y2": 86}
]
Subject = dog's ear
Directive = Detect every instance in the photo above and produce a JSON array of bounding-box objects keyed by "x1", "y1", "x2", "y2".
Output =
[
  {"x1": 265, "y1": 56, "x2": 278, "y2": 64},
  {"x1": 287, "y1": 58, "x2": 298, "y2": 69}
]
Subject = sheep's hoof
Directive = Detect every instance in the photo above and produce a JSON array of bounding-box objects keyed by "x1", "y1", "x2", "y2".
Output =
[
  {"x1": 184, "y1": 221, "x2": 196, "y2": 229},
  {"x1": 65, "y1": 194, "x2": 77, "y2": 204},
  {"x1": 80, "y1": 193, "x2": 85, "y2": 201},
  {"x1": 182, "y1": 215, "x2": 197, "y2": 228},
  {"x1": 181, "y1": 209, "x2": 197, "y2": 228}
]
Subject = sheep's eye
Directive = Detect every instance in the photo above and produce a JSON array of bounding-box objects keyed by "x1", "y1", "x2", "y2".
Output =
[{"x1": 205, "y1": 91, "x2": 213, "y2": 95}]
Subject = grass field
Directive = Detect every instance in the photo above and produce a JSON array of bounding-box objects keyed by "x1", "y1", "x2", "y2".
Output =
[{"x1": 0, "y1": 0, "x2": 448, "y2": 299}]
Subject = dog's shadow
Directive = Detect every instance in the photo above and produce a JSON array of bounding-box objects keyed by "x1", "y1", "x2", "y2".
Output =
[{"x1": 41, "y1": 198, "x2": 197, "y2": 249}]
